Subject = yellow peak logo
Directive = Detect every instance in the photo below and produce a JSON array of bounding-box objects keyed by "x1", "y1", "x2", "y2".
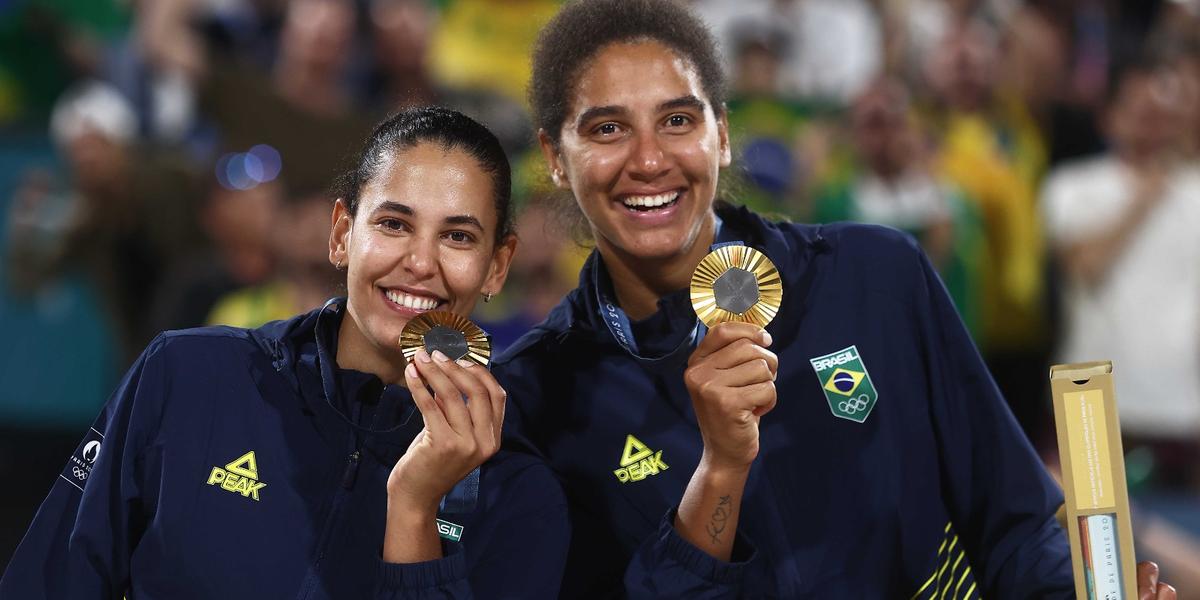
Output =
[
  {"x1": 613, "y1": 435, "x2": 668, "y2": 483},
  {"x1": 207, "y1": 451, "x2": 266, "y2": 501}
]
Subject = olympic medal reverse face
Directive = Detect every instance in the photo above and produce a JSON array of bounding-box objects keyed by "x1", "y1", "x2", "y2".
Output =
[
  {"x1": 399, "y1": 310, "x2": 492, "y2": 367},
  {"x1": 690, "y1": 245, "x2": 782, "y2": 328}
]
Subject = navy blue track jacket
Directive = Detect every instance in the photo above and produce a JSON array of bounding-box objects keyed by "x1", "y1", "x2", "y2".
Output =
[
  {"x1": 0, "y1": 300, "x2": 568, "y2": 599},
  {"x1": 493, "y1": 204, "x2": 1073, "y2": 598}
]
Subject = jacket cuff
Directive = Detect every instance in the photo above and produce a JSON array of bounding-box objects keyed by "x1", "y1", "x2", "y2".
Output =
[
  {"x1": 657, "y1": 506, "x2": 757, "y2": 584},
  {"x1": 377, "y1": 542, "x2": 467, "y2": 591}
]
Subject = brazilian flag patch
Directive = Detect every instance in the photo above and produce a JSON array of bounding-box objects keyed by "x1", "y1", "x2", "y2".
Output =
[{"x1": 809, "y1": 345, "x2": 878, "y2": 423}]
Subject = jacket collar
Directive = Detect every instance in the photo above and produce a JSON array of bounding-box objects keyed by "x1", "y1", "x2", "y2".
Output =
[
  {"x1": 557, "y1": 203, "x2": 825, "y2": 355},
  {"x1": 248, "y1": 299, "x2": 420, "y2": 449}
]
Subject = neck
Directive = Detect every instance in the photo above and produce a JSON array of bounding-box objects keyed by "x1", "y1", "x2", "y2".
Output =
[
  {"x1": 599, "y1": 212, "x2": 717, "y2": 321},
  {"x1": 335, "y1": 308, "x2": 406, "y2": 385}
]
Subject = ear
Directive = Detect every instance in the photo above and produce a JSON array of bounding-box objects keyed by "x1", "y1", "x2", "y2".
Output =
[
  {"x1": 716, "y1": 108, "x2": 732, "y2": 168},
  {"x1": 329, "y1": 198, "x2": 353, "y2": 268},
  {"x1": 481, "y1": 233, "x2": 519, "y2": 298},
  {"x1": 538, "y1": 129, "x2": 570, "y2": 189}
]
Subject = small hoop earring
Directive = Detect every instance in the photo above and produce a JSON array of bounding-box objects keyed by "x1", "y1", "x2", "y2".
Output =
[
  {"x1": 335, "y1": 258, "x2": 343, "y2": 271},
  {"x1": 482, "y1": 291, "x2": 493, "y2": 303}
]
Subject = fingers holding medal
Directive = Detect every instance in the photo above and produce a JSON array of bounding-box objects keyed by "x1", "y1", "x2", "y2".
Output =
[
  {"x1": 685, "y1": 244, "x2": 783, "y2": 471},
  {"x1": 389, "y1": 311, "x2": 503, "y2": 509}
]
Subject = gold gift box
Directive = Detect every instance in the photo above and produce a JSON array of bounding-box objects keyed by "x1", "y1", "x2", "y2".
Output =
[{"x1": 1050, "y1": 361, "x2": 1138, "y2": 600}]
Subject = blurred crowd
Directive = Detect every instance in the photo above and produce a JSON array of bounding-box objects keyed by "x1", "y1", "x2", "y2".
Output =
[{"x1": 2, "y1": 0, "x2": 1200, "y2": 587}]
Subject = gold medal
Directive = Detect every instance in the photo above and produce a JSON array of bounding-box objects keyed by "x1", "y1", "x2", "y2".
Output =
[
  {"x1": 399, "y1": 311, "x2": 492, "y2": 367},
  {"x1": 690, "y1": 245, "x2": 783, "y2": 328}
]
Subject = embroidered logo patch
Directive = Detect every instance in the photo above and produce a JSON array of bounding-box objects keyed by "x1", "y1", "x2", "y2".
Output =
[
  {"x1": 207, "y1": 450, "x2": 266, "y2": 501},
  {"x1": 436, "y1": 518, "x2": 464, "y2": 542},
  {"x1": 60, "y1": 427, "x2": 104, "y2": 492},
  {"x1": 613, "y1": 434, "x2": 669, "y2": 483},
  {"x1": 810, "y1": 345, "x2": 878, "y2": 423}
]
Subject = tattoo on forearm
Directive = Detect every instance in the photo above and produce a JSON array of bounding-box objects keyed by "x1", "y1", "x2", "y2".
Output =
[{"x1": 705, "y1": 495, "x2": 732, "y2": 546}]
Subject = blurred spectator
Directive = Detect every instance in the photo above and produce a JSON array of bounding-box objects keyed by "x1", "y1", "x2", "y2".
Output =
[
  {"x1": 1042, "y1": 57, "x2": 1200, "y2": 489},
  {"x1": 695, "y1": 0, "x2": 883, "y2": 103},
  {"x1": 999, "y1": 5, "x2": 1107, "y2": 166},
  {"x1": 140, "y1": 0, "x2": 374, "y2": 194},
  {"x1": 364, "y1": 0, "x2": 534, "y2": 156},
  {"x1": 427, "y1": 0, "x2": 561, "y2": 105},
  {"x1": 921, "y1": 15, "x2": 1052, "y2": 440},
  {"x1": 365, "y1": 0, "x2": 439, "y2": 108},
  {"x1": 722, "y1": 24, "x2": 814, "y2": 216},
  {"x1": 6, "y1": 81, "x2": 204, "y2": 362},
  {"x1": 149, "y1": 177, "x2": 283, "y2": 332},
  {"x1": 206, "y1": 185, "x2": 339, "y2": 328},
  {"x1": 810, "y1": 77, "x2": 986, "y2": 338}
]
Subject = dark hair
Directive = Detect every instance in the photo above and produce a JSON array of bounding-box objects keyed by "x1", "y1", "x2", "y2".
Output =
[
  {"x1": 529, "y1": 0, "x2": 728, "y2": 147},
  {"x1": 334, "y1": 106, "x2": 514, "y2": 246}
]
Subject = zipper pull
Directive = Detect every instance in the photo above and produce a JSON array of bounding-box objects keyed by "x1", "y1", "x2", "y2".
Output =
[{"x1": 341, "y1": 450, "x2": 361, "y2": 489}]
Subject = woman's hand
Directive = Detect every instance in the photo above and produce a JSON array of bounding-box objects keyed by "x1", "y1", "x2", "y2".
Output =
[
  {"x1": 684, "y1": 322, "x2": 778, "y2": 472},
  {"x1": 390, "y1": 348, "x2": 505, "y2": 509},
  {"x1": 675, "y1": 322, "x2": 778, "y2": 560},
  {"x1": 383, "y1": 348, "x2": 505, "y2": 563}
]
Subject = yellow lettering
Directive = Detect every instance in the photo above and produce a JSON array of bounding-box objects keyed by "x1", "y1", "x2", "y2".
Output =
[
  {"x1": 246, "y1": 482, "x2": 265, "y2": 501},
  {"x1": 652, "y1": 451, "x2": 669, "y2": 471},
  {"x1": 628, "y1": 462, "x2": 645, "y2": 481},
  {"x1": 221, "y1": 473, "x2": 242, "y2": 492},
  {"x1": 207, "y1": 467, "x2": 227, "y2": 486}
]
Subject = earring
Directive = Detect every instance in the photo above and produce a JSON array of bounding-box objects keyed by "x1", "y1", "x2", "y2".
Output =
[
  {"x1": 335, "y1": 258, "x2": 343, "y2": 271},
  {"x1": 552, "y1": 169, "x2": 562, "y2": 185},
  {"x1": 482, "y1": 291, "x2": 494, "y2": 303}
]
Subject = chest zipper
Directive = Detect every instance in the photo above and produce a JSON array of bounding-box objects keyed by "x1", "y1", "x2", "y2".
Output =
[{"x1": 341, "y1": 450, "x2": 361, "y2": 489}]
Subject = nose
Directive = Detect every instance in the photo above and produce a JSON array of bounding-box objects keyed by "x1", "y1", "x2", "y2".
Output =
[
  {"x1": 401, "y1": 234, "x2": 439, "y2": 280},
  {"x1": 627, "y1": 129, "x2": 670, "y2": 181}
]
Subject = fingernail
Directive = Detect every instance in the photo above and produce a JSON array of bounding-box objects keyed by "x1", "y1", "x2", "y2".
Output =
[
  {"x1": 456, "y1": 358, "x2": 475, "y2": 368},
  {"x1": 762, "y1": 331, "x2": 773, "y2": 346},
  {"x1": 405, "y1": 363, "x2": 417, "y2": 379},
  {"x1": 417, "y1": 349, "x2": 432, "y2": 363},
  {"x1": 431, "y1": 350, "x2": 450, "y2": 363}
]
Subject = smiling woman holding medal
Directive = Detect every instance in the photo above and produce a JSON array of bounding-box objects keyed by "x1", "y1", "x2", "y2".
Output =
[
  {"x1": 493, "y1": 1, "x2": 1176, "y2": 598},
  {"x1": 0, "y1": 107, "x2": 568, "y2": 599}
]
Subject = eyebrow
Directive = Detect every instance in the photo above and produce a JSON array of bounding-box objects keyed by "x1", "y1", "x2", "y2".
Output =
[
  {"x1": 372, "y1": 201, "x2": 414, "y2": 216},
  {"x1": 575, "y1": 95, "x2": 708, "y2": 128},
  {"x1": 659, "y1": 95, "x2": 707, "y2": 114},
  {"x1": 373, "y1": 200, "x2": 484, "y2": 231},
  {"x1": 445, "y1": 214, "x2": 484, "y2": 231}
]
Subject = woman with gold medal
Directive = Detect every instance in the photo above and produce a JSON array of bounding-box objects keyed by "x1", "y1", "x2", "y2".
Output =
[
  {"x1": 492, "y1": 0, "x2": 1176, "y2": 597},
  {"x1": 0, "y1": 107, "x2": 568, "y2": 598}
]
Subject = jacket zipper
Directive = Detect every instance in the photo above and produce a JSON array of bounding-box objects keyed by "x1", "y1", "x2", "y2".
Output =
[{"x1": 341, "y1": 450, "x2": 361, "y2": 489}]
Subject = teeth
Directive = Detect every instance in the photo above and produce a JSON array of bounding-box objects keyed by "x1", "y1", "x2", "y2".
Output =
[
  {"x1": 622, "y1": 192, "x2": 679, "y2": 208},
  {"x1": 385, "y1": 289, "x2": 440, "y2": 311}
]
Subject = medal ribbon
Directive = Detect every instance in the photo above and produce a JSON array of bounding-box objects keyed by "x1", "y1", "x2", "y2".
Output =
[{"x1": 594, "y1": 214, "x2": 745, "y2": 362}]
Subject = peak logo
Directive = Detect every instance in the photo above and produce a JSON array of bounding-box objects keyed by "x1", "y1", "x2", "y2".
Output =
[
  {"x1": 207, "y1": 450, "x2": 266, "y2": 501},
  {"x1": 613, "y1": 435, "x2": 669, "y2": 483}
]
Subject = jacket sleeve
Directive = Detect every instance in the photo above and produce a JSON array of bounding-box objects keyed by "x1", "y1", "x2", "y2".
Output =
[
  {"x1": 0, "y1": 336, "x2": 168, "y2": 599},
  {"x1": 374, "y1": 458, "x2": 570, "y2": 599},
  {"x1": 913, "y1": 248, "x2": 1074, "y2": 598},
  {"x1": 375, "y1": 544, "x2": 471, "y2": 599},
  {"x1": 623, "y1": 507, "x2": 759, "y2": 599}
]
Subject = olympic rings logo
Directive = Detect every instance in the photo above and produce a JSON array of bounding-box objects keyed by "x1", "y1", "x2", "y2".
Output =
[
  {"x1": 838, "y1": 394, "x2": 871, "y2": 415},
  {"x1": 71, "y1": 467, "x2": 89, "y2": 480}
]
